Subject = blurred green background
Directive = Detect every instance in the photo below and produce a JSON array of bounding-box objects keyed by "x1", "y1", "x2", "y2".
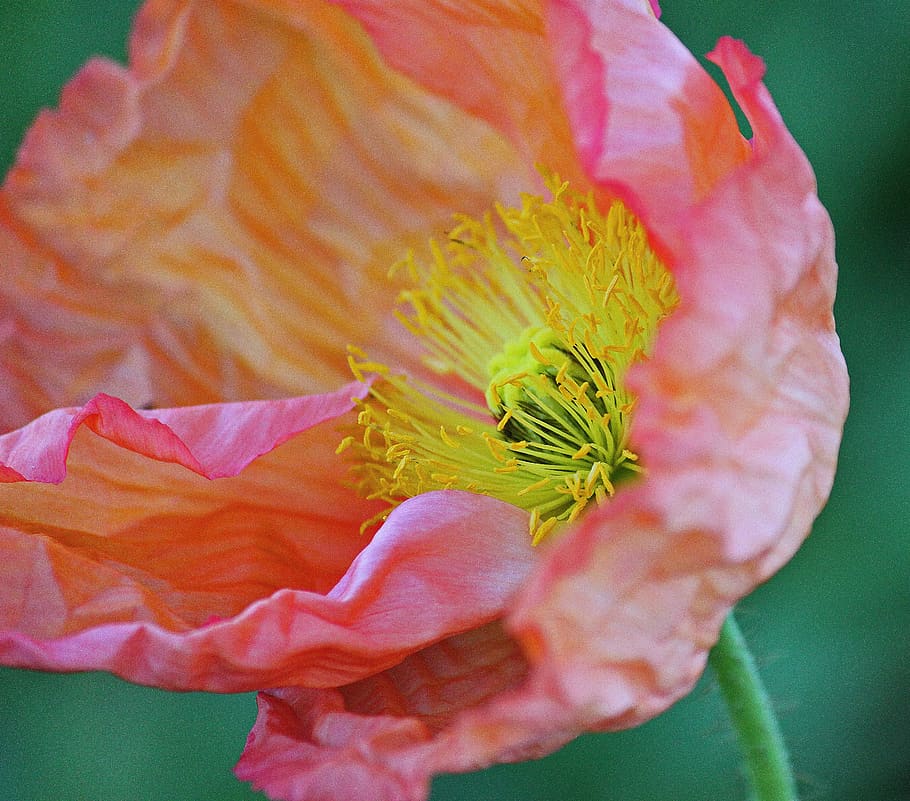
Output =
[{"x1": 1, "y1": 1, "x2": 907, "y2": 799}]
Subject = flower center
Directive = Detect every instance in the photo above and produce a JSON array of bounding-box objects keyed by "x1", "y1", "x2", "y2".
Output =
[{"x1": 339, "y1": 174, "x2": 678, "y2": 542}]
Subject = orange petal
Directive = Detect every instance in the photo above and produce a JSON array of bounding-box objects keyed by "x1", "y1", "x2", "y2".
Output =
[
  {"x1": 1, "y1": 411, "x2": 534, "y2": 690},
  {"x1": 0, "y1": 0, "x2": 530, "y2": 429},
  {"x1": 327, "y1": 0, "x2": 585, "y2": 180},
  {"x1": 0, "y1": 384, "x2": 377, "y2": 636}
]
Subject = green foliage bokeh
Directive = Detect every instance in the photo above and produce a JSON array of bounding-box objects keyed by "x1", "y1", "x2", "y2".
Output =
[{"x1": 1, "y1": 2, "x2": 908, "y2": 800}]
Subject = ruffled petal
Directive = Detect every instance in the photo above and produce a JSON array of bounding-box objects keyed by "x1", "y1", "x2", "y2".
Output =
[
  {"x1": 239, "y1": 688, "x2": 430, "y2": 801},
  {"x1": 0, "y1": 0, "x2": 529, "y2": 429},
  {"x1": 545, "y1": 0, "x2": 750, "y2": 241},
  {"x1": 1, "y1": 436, "x2": 533, "y2": 690},
  {"x1": 236, "y1": 624, "x2": 589, "y2": 801},
  {"x1": 0, "y1": 382, "x2": 366, "y2": 484},
  {"x1": 0, "y1": 382, "x2": 374, "y2": 636},
  {"x1": 237, "y1": 622, "x2": 531, "y2": 801}
]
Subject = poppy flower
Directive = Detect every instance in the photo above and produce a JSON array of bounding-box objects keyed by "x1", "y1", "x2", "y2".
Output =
[{"x1": 0, "y1": 1, "x2": 848, "y2": 800}]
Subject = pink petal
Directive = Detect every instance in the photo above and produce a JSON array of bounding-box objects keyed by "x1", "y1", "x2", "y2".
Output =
[
  {"x1": 236, "y1": 625, "x2": 593, "y2": 801},
  {"x1": 239, "y1": 688, "x2": 431, "y2": 801},
  {"x1": 0, "y1": 0, "x2": 531, "y2": 429},
  {"x1": 237, "y1": 622, "x2": 531, "y2": 801},
  {"x1": 1, "y1": 431, "x2": 533, "y2": 689},
  {"x1": 0, "y1": 382, "x2": 366, "y2": 484},
  {"x1": 0, "y1": 383, "x2": 377, "y2": 683},
  {"x1": 545, "y1": 0, "x2": 750, "y2": 241}
]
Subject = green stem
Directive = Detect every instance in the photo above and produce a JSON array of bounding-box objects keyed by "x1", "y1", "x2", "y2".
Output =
[{"x1": 708, "y1": 613, "x2": 798, "y2": 801}]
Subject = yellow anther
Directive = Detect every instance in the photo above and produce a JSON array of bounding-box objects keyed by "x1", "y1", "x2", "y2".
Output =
[
  {"x1": 545, "y1": 304, "x2": 563, "y2": 331},
  {"x1": 572, "y1": 443, "x2": 592, "y2": 460},
  {"x1": 496, "y1": 408, "x2": 515, "y2": 432},
  {"x1": 602, "y1": 274, "x2": 619, "y2": 307},
  {"x1": 528, "y1": 339, "x2": 554, "y2": 365},
  {"x1": 439, "y1": 426, "x2": 459, "y2": 448},
  {"x1": 518, "y1": 477, "x2": 552, "y2": 497},
  {"x1": 567, "y1": 498, "x2": 588, "y2": 523},
  {"x1": 347, "y1": 352, "x2": 389, "y2": 382},
  {"x1": 386, "y1": 443, "x2": 410, "y2": 461},
  {"x1": 564, "y1": 472, "x2": 582, "y2": 495},
  {"x1": 483, "y1": 433, "x2": 509, "y2": 462},
  {"x1": 584, "y1": 462, "x2": 602, "y2": 496},
  {"x1": 531, "y1": 516, "x2": 559, "y2": 545},
  {"x1": 573, "y1": 381, "x2": 590, "y2": 403},
  {"x1": 392, "y1": 456, "x2": 409, "y2": 480}
]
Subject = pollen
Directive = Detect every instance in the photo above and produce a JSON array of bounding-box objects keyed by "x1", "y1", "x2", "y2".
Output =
[{"x1": 343, "y1": 174, "x2": 678, "y2": 542}]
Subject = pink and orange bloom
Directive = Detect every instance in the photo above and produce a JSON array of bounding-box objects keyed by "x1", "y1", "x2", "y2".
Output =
[{"x1": 0, "y1": 1, "x2": 847, "y2": 799}]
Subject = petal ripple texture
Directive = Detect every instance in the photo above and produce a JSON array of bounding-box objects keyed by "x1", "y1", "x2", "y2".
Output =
[{"x1": 0, "y1": 1, "x2": 848, "y2": 800}]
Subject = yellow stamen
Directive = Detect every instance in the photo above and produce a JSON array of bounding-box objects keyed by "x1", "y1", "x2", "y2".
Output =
[
  {"x1": 572, "y1": 443, "x2": 593, "y2": 460},
  {"x1": 439, "y1": 426, "x2": 459, "y2": 449},
  {"x1": 335, "y1": 436, "x2": 355, "y2": 455},
  {"x1": 496, "y1": 408, "x2": 515, "y2": 432},
  {"x1": 341, "y1": 172, "x2": 678, "y2": 542}
]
